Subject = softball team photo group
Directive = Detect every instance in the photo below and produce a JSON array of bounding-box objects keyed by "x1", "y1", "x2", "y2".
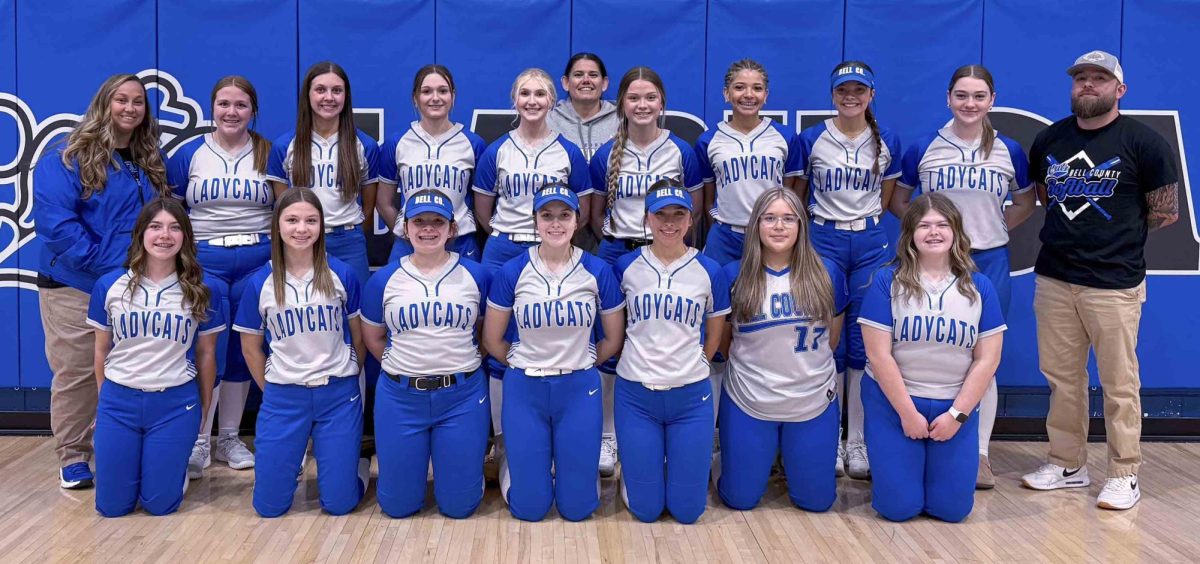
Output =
[{"x1": 32, "y1": 46, "x2": 1176, "y2": 525}]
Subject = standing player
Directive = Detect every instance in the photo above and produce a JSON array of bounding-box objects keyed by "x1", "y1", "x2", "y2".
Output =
[
  {"x1": 482, "y1": 185, "x2": 625, "y2": 522},
  {"x1": 588, "y1": 66, "x2": 704, "y2": 476},
  {"x1": 794, "y1": 61, "x2": 902, "y2": 480},
  {"x1": 89, "y1": 199, "x2": 223, "y2": 516},
  {"x1": 268, "y1": 61, "x2": 381, "y2": 286},
  {"x1": 33, "y1": 73, "x2": 170, "y2": 489},
  {"x1": 473, "y1": 68, "x2": 593, "y2": 471},
  {"x1": 718, "y1": 188, "x2": 846, "y2": 512},
  {"x1": 168, "y1": 76, "x2": 274, "y2": 478},
  {"x1": 859, "y1": 193, "x2": 1006, "y2": 522},
  {"x1": 362, "y1": 190, "x2": 491, "y2": 519},
  {"x1": 613, "y1": 183, "x2": 729, "y2": 524},
  {"x1": 548, "y1": 53, "x2": 618, "y2": 162},
  {"x1": 234, "y1": 188, "x2": 369, "y2": 517},
  {"x1": 377, "y1": 65, "x2": 486, "y2": 263},
  {"x1": 891, "y1": 64, "x2": 1036, "y2": 489}
]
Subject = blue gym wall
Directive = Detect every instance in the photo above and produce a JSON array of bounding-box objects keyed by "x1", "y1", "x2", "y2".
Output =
[{"x1": 1, "y1": 0, "x2": 1198, "y2": 417}]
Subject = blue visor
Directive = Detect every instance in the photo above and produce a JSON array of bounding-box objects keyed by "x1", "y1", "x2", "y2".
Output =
[
  {"x1": 646, "y1": 186, "x2": 693, "y2": 213},
  {"x1": 533, "y1": 185, "x2": 580, "y2": 212},
  {"x1": 404, "y1": 192, "x2": 454, "y2": 220},
  {"x1": 831, "y1": 65, "x2": 875, "y2": 90}
]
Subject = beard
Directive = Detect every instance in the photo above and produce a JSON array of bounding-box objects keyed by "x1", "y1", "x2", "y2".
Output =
[{"x1": 1071, "y1": 92, "x2": 1117, "y2": 119}]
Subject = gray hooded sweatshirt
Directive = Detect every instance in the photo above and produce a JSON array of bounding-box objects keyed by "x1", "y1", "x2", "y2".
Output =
[{"x1": 547, "y1": 99, "x2": 619, "y2": 161}]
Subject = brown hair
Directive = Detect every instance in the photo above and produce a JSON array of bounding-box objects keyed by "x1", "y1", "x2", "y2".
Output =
[
  {"x1": 606, "y1": 66, "x2": 666, "y2": 213},
  {"x1": 948, "y1": 64, "x2": 996, "y2": 159},
  {"x1": 269, "y1": 188, "x2": 337, "y2": 307},
  {"x1": 210, "y1": 75, "x2": 270, "y2": 174},
  {"x1": 832, "y1": 60, "x2": 883, "y2": 175},
  {"x1": 889, "y1": 192, "x2": 979, "y2": 305},
  {"x1": 124, "y1": 198, "x2": 210, "y2": 321},
  {"x1": 411, "y1": 64, "x2": 456, "y2": 115},
  {"x1": 291, "y1": 61, "x2": 363, "y2": 200}
]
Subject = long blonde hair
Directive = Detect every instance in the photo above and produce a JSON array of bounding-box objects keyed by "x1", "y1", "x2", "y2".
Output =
[
  {"x1": 270, "y1": 188, "x2": 337, "y2": 307},
  {"x1": 890, "y1": 192, "x2": 979, "y2": 305},
  {"x1": 731, "y1": 189, "x2": 834, "y2": 324},
  {"x1": 62, "y1": 74, "x2": 168, "y2": 199},
  {"x1": 124, "y1": 198, "x2": 210, "y2": 322}
]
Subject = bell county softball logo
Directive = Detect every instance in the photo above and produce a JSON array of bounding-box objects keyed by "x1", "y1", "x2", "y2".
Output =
[{"x1": 1044, "y1": 154, "x2": 1121, "y2": 221}]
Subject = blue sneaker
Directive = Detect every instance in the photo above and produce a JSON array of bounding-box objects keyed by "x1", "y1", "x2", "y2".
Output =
[{"x1": 60, "y1": 462, "x2": 94, "y2": 490}]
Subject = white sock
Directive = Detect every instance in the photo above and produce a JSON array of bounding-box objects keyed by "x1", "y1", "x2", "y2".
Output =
[
  {"x1": 601, "y1": 370, "x2": 617, "y2": 438},
  {"x1": 847, "y1": 368, "x2": 866, "y2": 444},
  {"x1": 834, "y1": 370, "x2": 846, "y2": 442},
  {"x1": 489, "y1": 376, "x2": 504, "y2": 435},
  {"x1": 217, "y1": 380, "x2": 250, "y2": 436},
  {"x1": 709, "y1": 360, "x2": 726, "y2": 429},
  {"x1": 978, "y1": 378, "x2": 997, "y2": 457},
  {"x1": 200, "y1": 383, "x2": 220, "y2": 438}
]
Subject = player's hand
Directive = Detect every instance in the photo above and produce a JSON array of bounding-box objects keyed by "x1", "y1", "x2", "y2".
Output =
[
  {"x1": 928, "y1": 412, "x2": 961, "y2": 442},
  {"x1": 901, "y1": 412, "x2": 930, "y2": 440}
]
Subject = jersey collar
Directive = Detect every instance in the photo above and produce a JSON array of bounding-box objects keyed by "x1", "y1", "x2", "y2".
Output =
[{"x1": 717, "y1": 117, "x2": 771, "y2": 140}]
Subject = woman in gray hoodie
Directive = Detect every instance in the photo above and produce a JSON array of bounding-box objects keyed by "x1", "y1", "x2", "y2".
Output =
[{"x1": 548, "y1": 53, "x2": 619, "y2": 162}]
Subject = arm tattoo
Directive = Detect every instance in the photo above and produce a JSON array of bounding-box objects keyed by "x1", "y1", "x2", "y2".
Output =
[{"x1": 1146, "y1": 182, "x2": 1179, "y2": 231}]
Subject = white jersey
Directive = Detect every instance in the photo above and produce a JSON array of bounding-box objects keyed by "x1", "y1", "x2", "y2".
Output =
[
  {"x1": 590, "y1": 131, "x2": 704, "y2": 240},
  {"x1": 723, "y1": 259, "x2": 848, "y2": 422},
  {"x1": 234, "y1": 257, "x2": 362, "y2": 386},
  {"x1": 267, "y1": 128, "x2": 381, "y2": 228},
  {"x1": 899, "y1": 127, "x2": 1031, "y2": 250},
  {"x1": 487, "y1": 247, "x2": 625, "y2": 371},
  {"x1": 379, "y1": 122, "x2": 486, "y2": 236},
  {"x1": 167, "y1": 134, "x2": 275, "y2": 238},
  {"x1": 472, "y1": 133, "x2": 592, "y2": 236},
  {"x1": 695, "y1": 119, "x2": 803, "y2": 228},
  {"x1": 858, "y1": 266, "x2": 1006, "y2": 400},
  {"x1": 87, "y1": 270, "x2": 225, "y2": 390},
  {"x1": 362, "y1": 254, "x2": 489, "y2": 376},
  {"x1": 614, "y1": 247, "x2": 730, "y2": 387},
  {"x1": 797, "y1": 119, "x2": 902, "y2": 222}
]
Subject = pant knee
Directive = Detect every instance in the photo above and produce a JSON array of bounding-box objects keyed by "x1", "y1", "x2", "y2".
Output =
[
  {"x1": 873, "y1": 494, "x2": 922, "y2": 522},
  {"x1": 508, "y1": 502, "x2": 551, "y2": 522},
  {"x1": 717, "y1": 483, "x2": 761, "y2": 511},
  {"x1": 791, "y1": 490, "x2": 836, "y2": 513},
  {"x1": 96, "y1": 500, "x2": 136, "y2": 518},
  {"x1": 254, "y1": 501, "x2": 291, "y2": 518},
  {"x1": 925, "y1": 498, "x2": 973, "y2": 523},
  {"x1": 141, "y1": 498, "x2": 183, "y2": 516},
  {"x1": 627, "y1": 499, "x2": 665, "y2": 523},
  {"x1": 438, "y1": 495, "x2": 483, "y2": 519},
  {"x1": 379, "y1": 497, "x2": 423, "y2": 519},
  {"x1": 322, "y1": 493, "x2": 363, "y2": 516},
  {"x1": 666, "y1": 502, "x2": 705, "y2": 525},
  {"x1": 558, "y1": 504, "x2": 596, "y2": 522}
]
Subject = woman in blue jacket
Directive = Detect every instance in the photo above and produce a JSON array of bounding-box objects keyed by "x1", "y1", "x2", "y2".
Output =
[{"x1": 33, "y1": 73, "x2": 169, "y2": 490}]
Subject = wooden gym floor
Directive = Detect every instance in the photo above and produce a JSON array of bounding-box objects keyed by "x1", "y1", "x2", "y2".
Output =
[{"x1": 0, "y1": 437, "x2": 1198, "y2": 563}]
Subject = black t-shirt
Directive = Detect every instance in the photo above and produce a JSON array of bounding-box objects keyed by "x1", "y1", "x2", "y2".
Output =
[{"x1": 1029, "y1": 115, "x2": 1177, "y2": 289}]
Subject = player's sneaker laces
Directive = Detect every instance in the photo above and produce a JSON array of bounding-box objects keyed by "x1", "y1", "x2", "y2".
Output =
[
  {"x1": 1021, "y1": 463, "x2": 1090, "y2": 490},
  {"x1": 836, "y1": 443, "x2": 846, "y2": 477},
  {"x1": 599, "y1": 436, "x2": 618, "y2": 477},
  {"x1": 1097, "y1": 475, "x2": 1141, "y2": 510},
  {"x1": 847, "y1": 441, "x2": 870, "y2": 480},
  {"x1": 187, "y1": 437, "x2": 211, "y2": 480},
  {"x1": 214, "y1": 434, "x2": 255, "y2": 470},
  {"x1": 59, "y1": 462, "x2": 94, "y2": 489}
]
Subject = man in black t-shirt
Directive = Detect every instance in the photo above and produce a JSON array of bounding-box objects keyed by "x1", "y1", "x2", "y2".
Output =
[{"x1": 1020, "y1": 50, "x2": 1179, "y2": 511}]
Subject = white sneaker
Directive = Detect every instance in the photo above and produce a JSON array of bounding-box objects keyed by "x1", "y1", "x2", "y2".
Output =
[
  {"x1": 847, "y1": 441, "x2": 870, "y2": 480},
  {"x1": 1021, "y1": 463, "x2": 1090, "y2": 490},
  {"x1": 214, "y1": 434, "x2": 255, "y2": 470},
  {"x1": 1097, "y1": 475, "x2": 1141, "y2": 510},
  {"x1": 836, "y1": 443, "x2": 846, "y2": 477},
  {"x1": 599, "y1": 436, "x2": 618, "y2": 477},
  {"x1": 187, "y1": 438, "x2": 210, "y2": 480}
]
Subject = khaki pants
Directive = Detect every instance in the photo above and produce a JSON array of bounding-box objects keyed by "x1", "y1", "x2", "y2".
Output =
[
  {"x1": 1034, "y1": 275, "x2": 1145, "y2": 478},
  {"x1": 39, "y1": 286, "x2": 97, "y2": 466}
]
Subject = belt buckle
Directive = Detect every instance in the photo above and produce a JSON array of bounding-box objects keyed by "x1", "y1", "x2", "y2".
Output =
[
  {"x1": 525, "y1": 367, "x2": 563, "y2": 377},
  {"x1": 414, "y1": 374, "x2": 453, "y2": 391},
  {"x1": 510, "y1": 232, "x2": 540, "y2": 243},
  {"x1": 303, "y1": 376, "x2": 330, "y2": 388},
  {"x1": 849, "y1": 218, "x2": 867, "y2": 231},
  {"x1": 643, "y1": 383, "x2": 675, "y2": 391}
]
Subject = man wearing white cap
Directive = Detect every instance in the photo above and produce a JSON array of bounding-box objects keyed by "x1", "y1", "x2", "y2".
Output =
[{"x1": 1021, "y1": 50, "x2": 1179, "y2": 510}]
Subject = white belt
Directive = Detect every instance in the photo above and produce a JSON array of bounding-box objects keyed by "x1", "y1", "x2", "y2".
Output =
[
  {"x1": 492, "y1": 231, "x2": 541, "y2": 243},
  {"x1": 812, "y1": 215, "x2": 878, "y2": 232},
  {"x1": 720, "y1": 222, "x2": 746, "y2": 234},
  {"x1": 524, "y1": 367, "x2": 571, "y2": 377},
  {"x1": 642, "y1": 383, "x2": 678, "y2": 391},
  {"x1": 206, "y1": 233, "x2": 264, "y2": 247},
  {"x1": 325, "y1": 224, "x2": 359, "y2": 234}
]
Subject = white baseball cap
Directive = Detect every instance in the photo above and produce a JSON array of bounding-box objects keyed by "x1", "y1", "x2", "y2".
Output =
[{"x1": 1067, "y1": 50, "x2": 1124, "y2": 83}]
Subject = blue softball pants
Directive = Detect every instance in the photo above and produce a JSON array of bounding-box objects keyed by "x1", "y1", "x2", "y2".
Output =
[
  {"x1": 502, "y1": 367, "x2": 603, "y2": 522},
  {"x1": 717, "y1": 392, "x2": 839, "y2": 512},
  {"x1": 701, "y1": 222, "x2": 745, "y2": 266},
  {"x1": 809, "y1": 218, "x2": 890, "y2": 373},
  {"x1": 374, "y1": 368, "x2": 490, "y2": 519},
  {"x1": 861, "y1": 375, "x2": 979, "y2": 523},
  {"x1": 94, "y1": 380, "x2": 199, "y2": 517},
  {"x1": 614, "y1": 377, "x2": 713, "y2": 524},
  {"x1": 253, "y1": 375, "x2": 364, "y2": 517},
  {"x1": 971, "y1": 246, "x2": 1012, "y2": 317},
  {"x1": 197, "y1": 239, "x2": 271, "y2": 383}
]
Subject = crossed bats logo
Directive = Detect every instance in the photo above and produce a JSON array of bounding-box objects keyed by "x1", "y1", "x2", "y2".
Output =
[{"x1": 0, "y1": 70, "x2": 213, "y2": 288}]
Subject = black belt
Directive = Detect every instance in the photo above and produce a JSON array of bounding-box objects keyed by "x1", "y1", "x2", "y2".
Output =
[
  {"x1": 603, "y1": 235, "x2": 651, "y2": 250},
  {"x1": 386, "y1": 371, "x2": 474, "y2": 391}
]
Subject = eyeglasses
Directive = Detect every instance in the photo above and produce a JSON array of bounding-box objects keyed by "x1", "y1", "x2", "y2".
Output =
[{"x1": 759, "y1": 214, "x2": 800, "y2": 227}]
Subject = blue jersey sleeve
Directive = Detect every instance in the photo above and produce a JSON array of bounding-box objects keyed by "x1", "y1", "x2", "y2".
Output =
[
  {"x1": 460, "y1": 258, "x2": 492, "y2": 315},
  {"x1": 796, "y1": 123, "x2": 825, "y2": 178},
  {"x1": 587, "y1": 258, "x2": 626, "y2": 314},
  {"x1": 899, "y1": 134, "x2": 935, "y2": 191},
  {"x1": 563, "y1": 138, "x2": 593, "y2": 196},
  {"x1": 674, "y1": 136, "x2": 705, "y2": 192},
  {"x1": 823, "y1": 257, "x2": 849, "y2": 315},
  {"x1": 612, "y1": 248, "x2": 641, "y2": 287},
  {"x1": 357, "y1": 129, "x2": 382, "y2": 184},
  {"x1": 857, "y1": 267, "x2": 895, "y2": 331},
  {"x1": 332, "y1": 258, "x2": 363, "y2": 317},
  {"x1": 167, "y1": 138, "x2": 201, "y2": 199},
  {"x1": 590, "y1": 141, "x2": 613, "y2": 195},
  {"x1": 233, "y1": 268, "x2": 269, "y2": 334},
  {"x1": 86, "y1": 272, "x2": 121, "y2": 330},
  {"x1": 785, "y1": 131, "x2": 807, "y2": 177},
  {"x1": 361, "y1": 263, "x2": 399, "y2": 327},
  {"x1": 267, "y1": 132, "x2": 292, "y2": 184},
  {"x1": 974, "y1": 273, "x2": 1007, "y2": 336},
  {"x1": 486, "y1": 255, "x2": 524, "y2": 310},
  {"x1": 882, "y1": 129, "x2": 903, "y2": 180},
  {"x1": 198, "y1": 275, "x2": 226, "y2": 334},
  {"x1": 700, "y1": 255, "x2": 732, "y2": 316},
  {"x1": 999, "y1": 135, "x2": 1033, "y2": 193},
  {"x1": 471, "y1": 137, "x2": 501, "y2": 195},
  {"x1": 695, "y1": 129, "x2": 715, "y2": 183},
  {"x1": 722, "y1": 260, "x2": 742, "y2": 290},
  {"x1": 377, "y1": 134, "x2": 400, "y2": 185}
]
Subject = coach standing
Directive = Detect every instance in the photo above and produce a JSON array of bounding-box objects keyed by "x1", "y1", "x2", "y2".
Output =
[{"x1": 1020, "y1": 51, "x2": 1178, "y2": 510}]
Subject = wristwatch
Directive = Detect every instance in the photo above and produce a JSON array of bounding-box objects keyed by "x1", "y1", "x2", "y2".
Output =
[{"x1": 948, "y1": 406, "x2": 969, "y2": 423}]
